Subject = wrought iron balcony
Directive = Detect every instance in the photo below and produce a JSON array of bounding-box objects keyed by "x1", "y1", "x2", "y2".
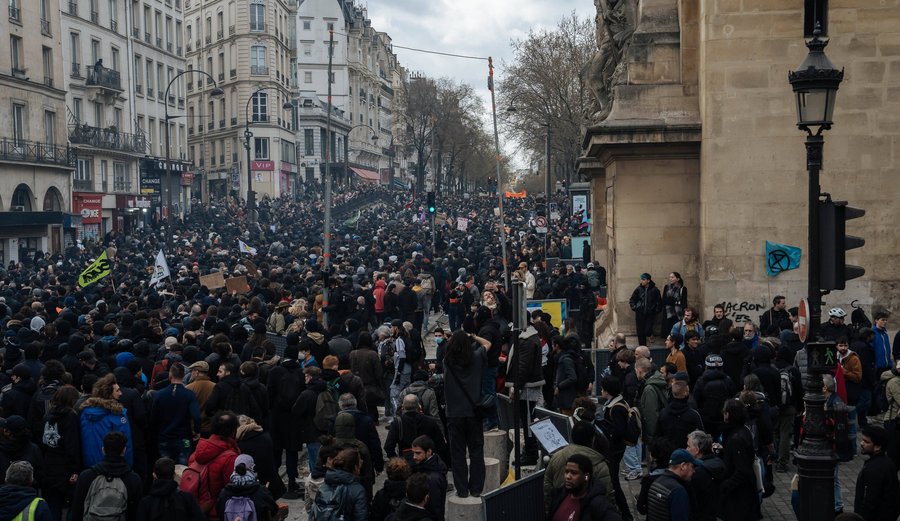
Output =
[
  {"x1": 109, "y1": 20, "x2": 117, "y2": 33},
  {"x1": 167, "y1": 42, "x2": 172, "y2": 52},
  {"x1": 67, "y1": 1, "x2": 77, "y2": 15},
  {"x1": 135, "y1": 84, "x2": 142, "y2": 94},
  {"x1": 69, "y1": 124, "x2": 147, "y2": 154},
  {"x1": 73, "y1": 179, "x2": 93, "y2": 191},
  {"x1": 219, "y1": 119, "x2": 225, "y2": 128},
  {"x1": 231, "y1": 117, "x2": 237, "y2": 126},
  {"x1": 71, "y1": 62, "x2": 82, "y2": 78},
  {"x1": 229, "y1": 25, "x2": 235, "y2": 35},
  {"x1": 177, "y1": 46, "x2": 183, "y2": 56},
  {"x1": 251, "y1": 65, "x2": 268, "y2": 75},
  {"x1": 230, "y1": 68, "x2": 237, "y2": 78},
  {"x1": 205, "y1": 35, "x2": 211, "y2": 44},
  {"x1": 41, "y1": 18, "x2": 51, "y2": 35},
  {"x1": 44, "y1": 76, "x2": 53, "y2": 88},
  {"x1": 156, "y1": 37, "x2": 162, "y2": 47},
  {"x1": 132, "y1": 27, "x2": 140, "y2": 38},
  {"x1": 0, "y1": 139, "x2": 75, "y2": 167},
  {"x1": 90, "y1": 10, "x2": 98, "y2": 23},
  {"x1": 186, "y1": 42, "x2": 192, "y2": 52},
  {"x1": 217, "y1": 30, "x2": 223, "y2": 40},
  {"x1": 85, "y1": 65, "x2": 123, "y2": 91},
  {"x1": 145, "y1": 32, "x2": 151, "y2": 43},
  {"x1": 207, "y1": 122, "x2": 213, "y2": 130},
  {"x1": 178, "y1": 97, "x2": 184, "y2": 109},
  {"x1": 218, "y1": 72, "x2": 224, "y2": 81},
  {"x1": 147, "y1": 87, "x2": 154, "y2": 97},
  {"x1": 9, "y1": 5, "x2": 21, "y2": 22}
]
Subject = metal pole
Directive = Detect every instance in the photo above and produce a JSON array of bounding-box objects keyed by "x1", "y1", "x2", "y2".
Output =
[
  {"x1": 431, "y1": 115, "x2": 436, "y2": 258},
  {"x1": 488, "y1": 57, "x2": 510, "y2": 291},
  {"x1": 545, "y1": 123, "x2": 551, "y2": 263},
  {"x1": 164, "y1": 117, "x2": 171, "y2": 233},
  {"x1": 322, "y1": 29, "x2": 334, "y2": 329}
]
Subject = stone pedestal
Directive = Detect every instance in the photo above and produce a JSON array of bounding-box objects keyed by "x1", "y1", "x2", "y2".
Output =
[
  {"x1": 483, "y1": 430, "x2": 510, "y2": 473},
  {"x1": 446, "y1": 495, "x2": 483, "y2": 521},
  {"x1": 466, "y1": 457, "x2": 502, "y2": 493}
]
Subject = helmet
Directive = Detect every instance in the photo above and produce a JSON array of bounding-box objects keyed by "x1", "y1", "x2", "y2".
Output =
[{"x1": 828, "y1": 307, "x2": 847, "y2": 318}]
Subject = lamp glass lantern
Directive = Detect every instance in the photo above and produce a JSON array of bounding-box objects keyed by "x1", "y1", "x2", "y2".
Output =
[{"x1": 788, "y1": 28, "x2": 844, "y2": 134}]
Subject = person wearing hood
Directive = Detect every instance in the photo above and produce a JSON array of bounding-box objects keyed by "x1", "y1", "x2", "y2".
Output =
[
  {"x1": 334, "y1": 409, "x2": 377, "y2": 498},
  {"x1": 692, "y1": 355, "x2": 737, "y2": 441},
  {"x1": 656, "y1": 380, "x2": 704, "y2": 450},
  {"x1": 546, "y1": 454, "x2": 622, "y2": 521},
  {"x1": 302, "y1": 319, "x2": 329, "y2": 367},
  {"x1": 0, "y1": 461, "x2": 52, "y2": 521},
  {"x1": 411, "y1": 435, "x2": 448, "y2": 521},
  {"x1": 371, "y1": 457, "x2": 411, "y2": 521},
  {"x1": 215, "y1": 454, "x2": 278, "y2": 521},
  {"x1": 71, "y1": 431, "x2": 143, "y2": 521},
  {"x1": 38, "y1": 385, "x2": 81, "y2": 521},
  {"x1": 314, "y1": 447, "x2": 369, "y2": 521},
  {"x1": 0, "y1": 414, "x2": 43, "y2": 487},
  {"x1": 79, "y1": 373, "x2": 133, "y2": 468},
  {"x1": 1, "y1": 364, "x2": 36, "y2": 419},
  {"x1": 27, "y1": 360, "x2": 65, "y2": 443},
  {"x1": 188, "y1": 411, "x2": 240, "y2": 518},
  {"x1": 629, "y1": 273, "x2": 661, "y2": 347},
  {"x1": 238, "y1": 361, "x2": 268, "y2": 427},
  {"x1": 136, "y1": 457, "x2": 205, "y2": 521},
  {"x1": 374, "y1": 277, "x2": 388, "y2": 324}
]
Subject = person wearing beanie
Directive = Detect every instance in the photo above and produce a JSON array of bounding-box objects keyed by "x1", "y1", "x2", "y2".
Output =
[
  {"x1": 215, "y1": 455, "x2": 278, "y2": 521},
  {"x1": 136, "y1": 457, "x2": 205, "y2": 521},
  {"x1": 629, "y1": 273, "x2": 661, "y2": 346},
  {"x1": 693, "y1": 354, "x2": 737, "y2": 441}
]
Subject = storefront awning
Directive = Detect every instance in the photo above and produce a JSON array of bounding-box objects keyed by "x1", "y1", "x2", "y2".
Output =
[{"x1": 350, "y1": 167, "x2": 380, "y2": 182}]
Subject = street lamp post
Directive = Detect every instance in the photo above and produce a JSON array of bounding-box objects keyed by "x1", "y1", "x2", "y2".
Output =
[
  {"x1": 243, "y1": 87, "x2": 293, "y2": 224},
  {"x1": 163, "y1": 71, "x2": 223, "y2": 232},
  {"x1": 789, "y1": 24, "x2": 844, "y2": 521},
  {"x1": 344, "y1": 124, "x2": 378, "y2": 187}
]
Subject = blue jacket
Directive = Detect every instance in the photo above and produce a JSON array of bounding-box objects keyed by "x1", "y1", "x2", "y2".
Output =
[
  {"x1": 79, "y1": 397, "x2": 133, "y2": 468},
  {"x1": 874, "y1": 326, "x2": 892, "y2": 370},
  {"x1": 670, "y1": 321, "x2": 705, "y2": 347},
  {"x1": 150, "y1": 383, "x2": 201, "y2": 441}
]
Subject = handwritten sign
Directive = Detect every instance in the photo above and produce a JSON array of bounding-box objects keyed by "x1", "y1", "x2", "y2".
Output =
[
  {"x1": 529, "y1": 418, "x2": 568, "y2": 454},
  {"x1": 199, "y1": 272, "x2": 226, "y2": 290},
  {"x1": 225, "y1": 275, "x2": 251, "y2": 294},
  {"x1": 457, "y1": 217, "x2": 469, "y2": 231},
  {"x1": 243, "y1": 260, "x2": 259, "y2": 277}
]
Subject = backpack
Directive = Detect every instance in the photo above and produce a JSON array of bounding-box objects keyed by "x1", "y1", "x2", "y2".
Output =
[
  {"x1": 146, "y1": 495, "x2": 188, "y2": 521},
  {"x1": 314, "y1": 381, "x2": 341, "y2": 433},
  {"x1": 402, "y1": 337, "x2": 424, "y2": 367},
  {"x1": 567, "y1": 350, "x2": 594, "y2": 393},
  {"x1": 612, "y1": 401, "x2": 643, "y2": 447},
  {"x1": 179, "y1": 459, "x2": 215, "y2": 513},
  {"x1": 311, "y1": 484, "x2": 347, "y2": 521},
  {"x1": 825, "y1": 399, "x2": 855, "y2": 462},
  {"x1": 83, "y1": 473, "x2": 128, "y2": 521},
  {"x1": 223, "y1": 496, "x2": 257, "y2": 521},
  {"x1": 275, "y1": 368, "x2": 303, "y2": 410},
  {"x1": 778, "y1": 367, "x2": 794, "y2": 408},
  {"x1": 223, "y1": 382, "x2": 260, "y2": 418}
]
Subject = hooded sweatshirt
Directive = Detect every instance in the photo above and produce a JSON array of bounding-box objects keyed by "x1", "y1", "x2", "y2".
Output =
[
  {"x1": 0, "y1": 484, "x2": 52, "y2": 521},
  {"x1": 79, "y1": 397, "x2": 133, "y2": 468}
]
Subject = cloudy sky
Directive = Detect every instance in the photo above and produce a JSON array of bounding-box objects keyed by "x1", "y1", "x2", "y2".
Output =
[{"x1": 364, "y1": 0, "x2": 596, "y2": 166}]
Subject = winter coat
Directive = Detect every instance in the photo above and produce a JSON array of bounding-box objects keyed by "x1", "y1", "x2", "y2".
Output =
[
  {"x1": 506, "y1": 326, "x2": 545, "y2": 390},
  {"x1": 388, "y1": 502, "x2": 434, "y2": 521},
  {"x1": 79, "y1": 397, "x2": 134, "y2": 468},
  {"x1": 666, "y1": 349, "x2": 687, "y2": 374},
  {"x1": 150, "y1": 382, "x2": 201, "y2": 441},
  {"x1": 413, "y1": 455, "x2": 448, "y2": 521},
  {"x1": 204, "y1": 374, "x2": 262, "y2": 421},
  {"x1": 215, "y1": 479, "x2": 278, "y2": 521},
  {"x1": 555, "y1": 346, "x2": 581, "y2": 411},
  {"x1": 374, "y1": 280, "x2": 387, "y2": 314},
  {"x1": 670, "y1": 321, "x2": 705, "y2": 346},
  {"x1": 854, "y1": 452, "x2": 900, "y2": 521},
  {"x1": 371, "y1": 479, "x2": 407, "y2": 521},
  {"x1": 0, "y1": 378, "x2": 36, "y2": 418},
  {"x1": 237, "y1": 427, "x2": 285, "y2": 500},
  {"x1": 0, "y1": 484, "x2": 52, "y2": 521},
  {"x1": 320, "y1": 468, "x2": 369, "y2": 521},
  {"x1": 683, "y1": 344, "x2": 709, "y2": 385},
  {"x1": 0, "y1": 433, "x2": 43, "y2": 487},
  {"x1": 188, "y1": 434, "x2": 240, "y2": 519},
  {"x1": 629, "y1": 282, "x2": 661, "y2": 316},
  {"x1": 693, "y1": 369, "x2": 736, "y2": 433},
  {"x1": 291, "y1": 378, "x2": 327, "y2": 443},
  {"x1": 185, "y1": 373, "x2": 215, "y2": 411},
  {"x1": 690, "y1": 454, "x2": 727, "y2": 521},
  {"x1": 718, "y1": 425, "x2": 759, "y2": 521},
  {"x1": 39, "y1": 406, "x2": 81, "y2": 490},
  {"x1": 384, "y1": 411, "x2": 447, "y2": 463},
  {"x1": 542, "y1": 444, "x2": 615, "y2": 513},
  {"x1": 267, "y1": 360, "x2": 305, "y2": 450},
  {"x1": 656, "y1": 398, "x2": 704, "y2": 449},
  {"x1": 547, "y1": 481, "x2": 622, "y2": 521},
  {"x1": 350, "y1": 347, "x2": 385, "y2": 402},
  {"x1": 334, "y1": 412, "x2": 376, "y2": 492},
  {"x1": 27, "y1": 380, "x2": 61, "y2": 443},
  {"x1": 444, "y1": 346, "x2": 486, "y2": 418},
  {"x1": 599, "y1": 395, "x2": 629, "y2": 457},
  {"x1": 639, "y1": 372, "x2": 668, "y2": 439},
  {"x1": 882, "y1": 369, "x2": 900, "y2": 421},
  {"x1": 872, "y1": 325, "x2": 891, "y2": 369},
  {"x1": 136, "y1": 478, "x2": 205, "y2": 521},
  {"x1": 722, "y1": 341, "x2": 751, "y2": 389},
  {"x1": 71, "y1": 455, "x2": 143, "y2": 521}
]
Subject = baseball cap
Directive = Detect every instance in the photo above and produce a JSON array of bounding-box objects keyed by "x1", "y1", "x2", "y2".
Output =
[
  {"x1": 0, "y1": 415, "x2": 27, "y2": 431},
  {"x1": 669, "y1": 448, "x2": 703, "y2": 466},
  {"x1": 640, "y1": 273, "x2": 651, "y2": 280},
  {"x1": 7, "y1": 364, "x2": 31, "y2": 379},
  {"x1": 390, "y1": 319, "x2": 403, "y2": 328}
]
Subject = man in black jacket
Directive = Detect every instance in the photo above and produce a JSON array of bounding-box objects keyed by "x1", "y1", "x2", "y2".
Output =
[
  {"x1": 547, "y1": 453, "x2": 621, "y2": 521},
  {"x1": 656, "y1": 380, "x2": 704, "y2": 450},
  {"x1": 693, "y1": 355, "x2": 736, "y2": 441},
  {"x1": 686, "y1": 430, "x2": 726, "y2": 521},
  {"x1": 136, "y1": 457, "x2": 205, "y2": 521},
  {"x1": 599, "y1": 376, "x2": 632, "y2": 521},
  {"x1": 411, "y1": 435, "x2": 448, "y2": 521},
  {"x1": 629, "y1": 274, "x2": 661, "y2": 346},
  {"x1": 855, "y1": 425, "x2": 900, "y2": 521},
  {"x1": 758, "y1": 296, "x2": 791, "y2": 335},
  {"x1": 385, "y1": 395, "x2": 447, "y2": 465},
  {"x1": 71, "y1": 431, "x2": 143, "y2": 521},
  {"x1": 506, "y1": 320, "x2": 546, "y2": 465}
]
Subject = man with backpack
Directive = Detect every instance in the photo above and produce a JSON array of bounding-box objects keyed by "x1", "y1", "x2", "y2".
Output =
[
  {"x1": 693, "y1": 355, "x2": 737, "y2": 442},
  {"x1": 772, "y1": 347, "x2": 803, "y2": 473},
  {"x1": 506, "y1": 319, "x2": 547, "y2": 464},
  {"x1": 338, "y1": 393, "x2": 385, "y2": 477},
  {"x1": 183, "y1": 411, "x2": 240, "y2": 519},
  {"x1": 385, "y1": 394, "x2": 448, "y2": 465},
  {"x1": 598, "y1": 376, "x2": 636, "y2": 521},
  {"x1": 656, "y1": 380, "x2": 704, "y2": 450},
  {"x1": 204, "y1": 363, "x2": 262, "y2": 421},
  {"x1": 72, "y1": 431, "x2": 142, "y2": 521},
  {"x1": 136, "y1": 457, "x2": 205, "y2": 521},
  {"x1": 267, "y1": 345, "x2": 305, "y2": 498}
]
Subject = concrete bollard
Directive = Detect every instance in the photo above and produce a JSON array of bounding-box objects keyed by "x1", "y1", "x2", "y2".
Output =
[
  {"x1": 484, "y1": 429, "x2": 510, "y2": 471},
  {"x1": 466, "y1": 456, "x2": 502, "y2": 493},
  {"x1": 446, "y1": 494, "x2": 484, "y2": 521}
]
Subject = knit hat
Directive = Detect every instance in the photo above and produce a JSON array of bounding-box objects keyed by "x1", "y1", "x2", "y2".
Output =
[{"x1": 229, "y1": 455, "x2": 258, "y2": 486}]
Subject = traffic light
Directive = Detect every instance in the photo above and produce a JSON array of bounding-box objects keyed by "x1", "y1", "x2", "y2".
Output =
[
  {"x1": 427, "y1": 192, "x2": 435, "y2": 214},
  {"x1": 819, "y1": 199, "x2": 865, "y2": 291}
]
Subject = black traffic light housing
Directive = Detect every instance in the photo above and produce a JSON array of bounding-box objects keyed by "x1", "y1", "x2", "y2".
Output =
[
  {"x1": 819, "y1": 199, "x2": 865, "y2": 291},
  {"x1": 427, "y1": 191, "x2": 436, "y2": 214}
]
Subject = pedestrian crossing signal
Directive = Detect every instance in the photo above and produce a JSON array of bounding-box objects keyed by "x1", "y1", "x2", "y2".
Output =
[{"x1": 427, "y1": 192, "x2": 435, "y2": 214}]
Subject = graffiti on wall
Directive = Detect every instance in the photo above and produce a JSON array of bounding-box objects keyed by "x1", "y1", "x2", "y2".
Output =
[{"x1": 717, "y1": 301, "x2": 765, "y2": 324}]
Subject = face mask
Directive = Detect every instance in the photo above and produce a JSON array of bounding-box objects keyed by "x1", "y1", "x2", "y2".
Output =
[{"x1": 434, "y1": 337, "x2": 443, "y2": 344}]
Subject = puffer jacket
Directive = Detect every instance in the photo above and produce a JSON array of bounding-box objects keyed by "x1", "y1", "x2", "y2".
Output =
[
  {"x1": 882, "y1": 369, "x2": 900, "y2": 421},
  {"x1": 542, "y1": 443, "x2": 614, "y2": 513},
  {"x1": 319, "y1": 468, "x2": 369, "y2": 521},
  {"x1": 188, "y1": 434, "x2": 240, "y2": 519},
  {"x1": 79, "y1": 397, "x2": 133, "y2": 468},
  {"x1": 506, "y1": 326, "x2": 545, "y2": 389},
  {"x1": 693, "y1": 369, "x2": 736, "y2": 432},
  {"x1": 639, "y1": 371, "x2": 668, "y2": 439}
]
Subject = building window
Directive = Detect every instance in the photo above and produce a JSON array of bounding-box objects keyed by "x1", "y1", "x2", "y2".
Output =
[
  {"x1": 113, "y1": 162, "x2": 128, "y2": 192},
  {"x1": 250, "y1": 0, "x2": 265, "y2": 32},
  {"x1": 327, "y1": 22, "x2": 334, "y2": 31},
  {"x1": 304, "y1": 45, "x2": 311, "y2": 57},
  {"x1": 12, "y1": 104, "x2": 25, "y2": 145},
  {"x1": 303, "y1": 71, "x2": 312, "y2": 83},
  {"x1": 251, "y1": 91, "x2": 267, "y2": 122},
  {"x1": 304, "y1": 128, "x2": 314, "y2": 156},
  {"x1": 254, "y1": 137, "x2": 269, "y2": 159},
  {"x1": 44, "y1": 111, "x2": 55, "y2": 145},
  {"x1": 330, "y1": 72, "x2": 335, "y2": 84},
  {"x1": 73, "y1": 98, "x2": 82, "y2": 122},
  {"x1": 76, "y1": 159, "x2": 92, "y2": 181},
  {"x1": 250, "y1": 45, "x2": 266, "y2": 74},
  {"x1": 303, "y1": 20, "x2": 310, "y2": 30},
  {"x1": 10, "y1": 37, "x2": 24, "y2": 74},
  {"x1": 42, "y1": 47, "x2": 53, "y2": 86}
]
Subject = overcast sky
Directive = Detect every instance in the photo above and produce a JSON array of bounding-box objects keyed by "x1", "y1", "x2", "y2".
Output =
[{"x1": 364, "y1": 0, "x2": 596, "y2": 168}]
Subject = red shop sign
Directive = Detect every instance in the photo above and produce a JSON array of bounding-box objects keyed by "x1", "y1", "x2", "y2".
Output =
[
  {"x1": 73, "y1": 192, "x2": 103, "y2": 224},
  {"x1": 181, "y1": 172, "x2": 194, "y2": 186},
  {"x1": 251, "y1": 160, "x2": 275, "y2": 171}
]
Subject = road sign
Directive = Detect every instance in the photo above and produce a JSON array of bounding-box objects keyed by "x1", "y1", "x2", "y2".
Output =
[
  {"x1": 534, "y1": 216, "x2": 548, "y2": 234},
  {"x1": 798, "y1": 298, "x2": 809, "y2": 343}
]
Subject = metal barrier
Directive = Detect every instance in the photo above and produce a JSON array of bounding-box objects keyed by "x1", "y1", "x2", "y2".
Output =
[
  {"x1": 266, "y1": 332, "x2": 287, "y2": 357},
  {"x1": 588, "y1": 347, "x2": 669, "y2": 393},
  {"x1": 482, "y1": 469, "x2": 545, "y2": 521}
]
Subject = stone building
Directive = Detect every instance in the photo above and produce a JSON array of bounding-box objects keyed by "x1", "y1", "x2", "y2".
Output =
[
  {"x1": 579, "y1": 1, "x2": 900, "y2": 341},
  {"x1": 185, "y1": 0, "x2": 298, "y2": 202},
  {"x1": 0, "y1": 0, "x2": 74, "y2": 262}
]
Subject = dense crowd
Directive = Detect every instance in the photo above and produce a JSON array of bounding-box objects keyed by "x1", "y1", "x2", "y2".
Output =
[{"x1": 0, "y1": 182, "x2": 897, "y2": 521}]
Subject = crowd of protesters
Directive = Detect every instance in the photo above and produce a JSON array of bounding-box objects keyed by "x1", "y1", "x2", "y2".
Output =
[{"x1": 0, "y1": 180, "x2": 897, "y2": 521}]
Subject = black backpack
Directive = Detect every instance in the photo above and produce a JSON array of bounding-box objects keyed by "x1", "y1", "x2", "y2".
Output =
[
  {"x1": 568, "y1": 350, "x2": 595, "y2": 393},
  {"x1": 275, "y1": 367, "x2": 303, "y2": 411},
  {"x1": 223, "y1": 382, "x2": 260, "y2": 418},
  {"x1": 403, "y1": 336, "x2": 424, "y2": 367}
]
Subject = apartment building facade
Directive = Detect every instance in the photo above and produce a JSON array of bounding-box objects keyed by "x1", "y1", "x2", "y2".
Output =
[
  {"x1": 0, "y1": 0, "x2": 74, "y2": 263},
  {"x1": 60, "y1": 0, "x2": 188, "y2": 236},
  {"x1": 185, "y1": 0, "x2": 298, "y2": 203}
]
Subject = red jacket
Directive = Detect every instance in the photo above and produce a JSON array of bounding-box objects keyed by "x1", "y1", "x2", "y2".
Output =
[
  {"x1": 189, "y1": 434, "x2": 239, "y2": 520},
  {"x1": 373, "y1": 279, "x2": 387, "y2": 313}
]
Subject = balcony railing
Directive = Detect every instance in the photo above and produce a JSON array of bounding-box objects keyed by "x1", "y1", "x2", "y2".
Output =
[
  {"x1": 230, "y1": 68, "x2": 237, "y2": 78},
  {"x1": 145, "y1": 32, "x2": 151, "y2": 43},
  {"x1": 207, "y1": 122, "x2": 213, "y2": 130},
  {"x1": 197, "y1": 78, "x2": 203, "y2": 87},
  {"x1": 250, "y1": 65, "x2": 268, "y2": 75},
  {"x1": 186, "y1": 82, "x2": 193, "y2": 91},
  {"x1": 147, "y1": 87, "x2": 154, "y2": 97},
  {"x1": 67, "y1": 1, "x2": 77, "y2": 15},
  {"x1": 205, "y1": 35, "x2": 211, "y2": 43},
  {"x1": 217, "y1": 30, "x2": 223, "y2": 39},
  {"x1": 229, "y1": 25, "x2": 235, "y2": 35},
  {"x1": 188, "y1": 127, "x2": 194, "y2": 135},
  {"x1": 69, "y1": 124, "x2": 147, "y2": 154},
  {"x1": 186, "y1": 42, "x2": 192, "y2": 52},
  {"x1": 218, "y1": 73, "x2": 224, "y2": 81},
  {"x1": 135, "y1": 84, "x2": 142, "y2": 94},
  {"x1": 85, "y1": 65, "x2": 123, "y2": 91},
  {"x1": 168, "y1": 94, "x2": 175, "y2": 105},
  {"x1": 231, "y1": 117, "x2": 237, "y2": 126},
  {"x1": 250, "y1": 23, "x2": 265, "y2": 32},
  {"x1": 112, "y1": 181, "x2": 132, "y2": 193},
  {"x1": 178, "y1": 97, "x2": 184, "y2": 109},
  {"x1": 219, "y1": 119, "x2": 225, "y2": 128},
  {"x1": 73, "y1": 179, "x2": 93, "y2": 191},
  {"x1": 71, "y1": 62, "x2": 82, "y2": 78},
  {"x1": 9, "y1": 5, "x2": 20, "y2": 22},
  {"x1": 156, "y1": 37, "x2": 162, "y2": 47},
  {"x1": 197, "y1": 125, "x2": 203, "y2": 133},
  {"x1": 0, "y1": 139, "x2": 75, "y2": 167},
  {"x1": 167, "y1": 42, "x2": 173, "y2": 52},
  {"x1": 90, "y1": 10, "x2": 98, "y2": 23},
  {"x1": 177, "y1": 46, "x2": 183, "y2": 56},
  {"x1": 109, "y1": 20, "x2": 117, "y2": 33},
  {"x1": 44, "y1": 76, "x2": 53, "y2": 88},
  {"x1": 41, "y1": 18, "x2": 51, "y2": 35},
  {"x1": 132, "y1": 27, "x2": 140, "y2": 38}
]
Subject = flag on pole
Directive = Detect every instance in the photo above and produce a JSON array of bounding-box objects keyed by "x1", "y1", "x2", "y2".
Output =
[
  {"x1": 77, "y1": 251, "x2": 111, "y2": 287},
  {"x1": 149, "y1": 249, "x2": 170, "y2": 287},
  {"x1": 238, "y1": 240, "x2": 258, "y2": 256},
  {"x1": 765, "y1": 240, "x2": 802, "y2": 277}
]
